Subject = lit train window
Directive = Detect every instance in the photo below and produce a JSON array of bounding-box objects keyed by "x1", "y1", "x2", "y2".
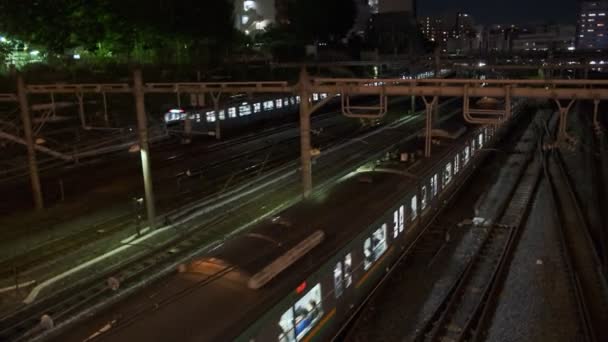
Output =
[
  {"x1": 313, "y1": 93, "x2": 319, "y2": 101},
  {"x1": 431, "y1": 174, "x2": 438, "y2": 198},
  {"x1": 454, "y1": 155, "x2": 460, "y2": 175},
  {"x1": 421, "y1": 186, "x2": 428, "y2": 210},
  {"x1": 228, "y1": 107, "x2": 237, "y2": 118},
  {"x1": 333, "y1": 262, "x2": 344, "y2": 298},
  {"x1": 444, "y1": 163, "x2": 453, "y2": 185},
  {"x1": 284, "y1": 98, "x2": 290, "y2": 106},
  {"x1": 296, "y1": 96, "x2": 301, "y2": 103},
  {"x1": 253, "y1": 103, "x2": 262, "y2": 113},
  {"x1": 393, "y1": 205, "x2": 405, "y2": 238},
  {"x1": 290, "y1": 97, "x2": 296, "y2": 105},
  {"x1": 263, "y1": 101, "x2": 274, "y2": 111},
  {"x1": 206, "y1": 111, "x2": 216, "y2": 122},
  {"x1": 478, "y1": 133, "x2": 484, "y2": 148},
  {"x1": 219, "y1": 110, "x2": 226, "y2": 120},
  {"x1": 276, "y1": 99, "x2": 283, "y2": 109},
  {"x1": 363, "y1": 224, "x2": 387, "y2": 271},
  {"x1": 194, "y1": 113, "x2": 201, "y2": 123},
  {"x1": 320, "y1": 93, "x2": 328, "y2": 99},
  {"x1": 344, "y1": 254, "x2": 352, "y2": 288},
  {"x1": 471, "y1": 139, "x2": 476, "y2": 155},
  {"x1": 278, "y1": 284, "x2": 324, "y2": 342},
  {"x1": 411, "y1": 196, "x2": 418, "y2": 220},
  {"x1": 464, "y1": 146, "x2": 471, "y2": 165},
  {"x1": 239, "y1": 104, "x2": 252, "y2": 116}
]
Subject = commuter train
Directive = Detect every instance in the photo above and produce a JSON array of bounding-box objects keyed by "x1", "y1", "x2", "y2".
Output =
[
  {"x1": 67, "y1": 106, "x2": 518, "y2": 342},
  {"x1": 162, "y1": 70, "x2": 452, "y2": 134}
]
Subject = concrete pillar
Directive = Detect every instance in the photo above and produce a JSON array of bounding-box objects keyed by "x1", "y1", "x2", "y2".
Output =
[
  {"x1": 17, "y1": 74, "x2": 44, "y2": 210},
  {"x1": 133, "y1": 69, "x2": 156, "y2": 230},
  {"x1": 299, "y1": 68, "x2": 313, "y2": 198},
  {"x1": 212, "y1": 95, "x2": 221, "y2": 140},
  {"x1": 411, "y1": 95, "x2": 416, "y2": 114}
]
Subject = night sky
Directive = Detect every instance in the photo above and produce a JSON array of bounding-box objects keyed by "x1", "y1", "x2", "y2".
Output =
[{"x1": 419, "y1": 0, "x2": 578, "y2": 25}]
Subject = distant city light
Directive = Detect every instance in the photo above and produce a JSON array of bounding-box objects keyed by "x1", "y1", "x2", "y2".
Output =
[
  {"x1": 478, "y1": 62, "x2": 487, "y2": 67},
  {"x1": 568, "y1": 46, "x2": 575, "y2": 51}
]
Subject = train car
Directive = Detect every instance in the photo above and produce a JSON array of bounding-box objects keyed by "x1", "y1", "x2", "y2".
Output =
[{"x1": 60, "y1": 106, "x2": 519, "y2": 342}]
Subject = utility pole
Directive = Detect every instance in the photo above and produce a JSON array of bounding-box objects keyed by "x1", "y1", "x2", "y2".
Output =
[
  {"x1": 298, "y1": 68, "x2": 313, "y2": 198},
  {"x1": 133, "y1": 69, "x2": 156, "y2": 230},
  {"x1": 17, "y1": 74, "x2": 44, "y2": 210}
]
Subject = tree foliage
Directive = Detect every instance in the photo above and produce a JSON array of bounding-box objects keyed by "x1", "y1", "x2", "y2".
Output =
[{"x1": 0, "y1": 0, "x2": 235, "y2": 64}]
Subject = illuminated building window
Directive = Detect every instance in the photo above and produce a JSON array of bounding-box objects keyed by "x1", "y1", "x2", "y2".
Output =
[
  {"x1": 312, "y1": 93, "x2": 319, "y2": 101},
  {"x1": 253, "y1": 102, "x2": 261, "y2": 113},
  {"x1": 276, "y1": 99, "x2": 283, "y2": 108}
]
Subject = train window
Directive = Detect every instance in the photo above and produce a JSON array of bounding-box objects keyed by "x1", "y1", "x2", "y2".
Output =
[
  {"x1": 253, "y1": 103, "x2": 262, "y2": 113},
  {"x1": 454, "y1": 155, "x2": 460, "y2": 175},
  {"x1": 421, "y1": 186, "x2": 428, "y2": 210},
  {"x1": 277, "y1": 283, "x2": 324, "y2": 342},
  {"x1": 464, "y1": 146, "x2": 471, "y2": 165},
  {"x1": 344, "y1": 254, "x2": 352, "y2": 288},
  {"x1": 276, "y1": 99, "x2": 283, "y2": 109},
  {"x1": 333, "y1": 262, "x2": 344, "y2": 298},
  {"x1": 313, "y1": 93, "x2": 319, "y2": 101},
  {"x1": 320, "y1": 93, "x2": 328, "y2": 99},
  {"x1": 284, "y1": 98, "x2": 290, "y2": 106},
  {"x1": 279, "y1": 307, "x2": 295, "y2": 342},
  {"x1": 363, "y1": 224, "x2": 388, "y2": 271},
  {"x1": 263, "y1": 101, "x2": 274, "y2": 111},
  {"x1": 444, "y1": 163, "x2": 453, "y2": 185},
  {"x1": 219, "y1": 110, "x2": 226, "y2": 120},
  {"x1": 431, "y1": 174, "x2": 438, "y2": 198},
  {"x1": 471, "y1": 139, "x2": 476, "y2": 155},
  {"x1": 296, "y1": 96, "x2": 301, "y2": 104},
  {"x1": 478, "y1": 133, "x2": 484, "y2": 148},
  {"x1": 206, "y1": 111, "x2": 216, "y2": 123},
  {"x1": 411, "y1": 196, "x2": 418, "y2": 220},
  {"x1": 290, "y1": 97, "x2": 296, "y2": 105},
  {"x1": 393, "y1": 205, "x2": 405, "y2": 238},
  {"x1": 228, "y1": 107, "x2": 237, "y2": 118},
  {"x1": 239, "y1": 104, "x2": 252, "y2": 116}
]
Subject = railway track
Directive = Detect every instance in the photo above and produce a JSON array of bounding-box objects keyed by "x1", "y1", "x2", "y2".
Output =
[
  {"x1": 0, "y1": 112, "x2": 361, "y2": 281},
  {"x1": 542, "y1": 118, "x2": 608, "y2": 342},
  {"x1": 0, "y1": 101, "x2": 461, "y2": 342},
  {"x1": 414, "y1": 131, "x2": 543, "y2": 342}
]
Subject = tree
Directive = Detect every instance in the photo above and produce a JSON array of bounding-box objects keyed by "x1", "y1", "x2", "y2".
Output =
[
  {"x1": 287, "y1": 0, "x2": 357, "y2": 44},
  {"x1": 0, "y1": 0, "x2": 237, "y2": 64}
]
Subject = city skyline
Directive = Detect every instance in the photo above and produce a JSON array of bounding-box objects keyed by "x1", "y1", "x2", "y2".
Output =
[{"x1": 419, "y1": 0, "x2": 579, "y2": 25}]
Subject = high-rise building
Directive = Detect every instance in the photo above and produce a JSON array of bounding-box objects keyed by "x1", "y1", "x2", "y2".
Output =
[
  {"x1": 576, "y1": 1, "x2": 608, "y2": 50},
  {"x1": 234, "y1": 0, "x2": 275, "y2": 34},
  {"x1": 367, "y1": 0, "x2": 416, "y2": 15}
]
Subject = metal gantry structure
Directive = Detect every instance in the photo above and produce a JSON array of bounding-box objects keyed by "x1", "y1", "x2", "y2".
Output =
[{"x1": 2, "y1": 69, "x2": 607, "y2": 232}]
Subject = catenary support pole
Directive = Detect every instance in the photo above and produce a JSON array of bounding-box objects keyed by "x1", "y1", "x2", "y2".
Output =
[
  {"x1": 17, "y1": 74, "x2": 44, "y2": 210},
  {"x1": 133, "y1": 69, "x2": 156, "y2": 230},
  {"x1": 299, "y1": 68, "x2": 313, "y2": 198}
]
